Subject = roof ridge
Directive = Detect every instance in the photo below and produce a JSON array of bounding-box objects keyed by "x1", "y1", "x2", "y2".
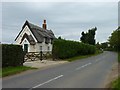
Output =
[
  {"x1": 28, "y1": 21, "x2": 51, "y2": 31},
  {"x1": 28, "y1": 22, "x2": 41, "y2": 28}
]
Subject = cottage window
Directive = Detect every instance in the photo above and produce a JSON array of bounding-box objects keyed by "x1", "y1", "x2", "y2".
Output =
[
  {"x1": 45, "y1": 37, "x2": 48, "y2": 44},
  {"x1": 45, "y1": 37, "x2": 50, "y2": 44},
  {"x1": 51, "y1": 39, "x2": 53, "y2": 44}
]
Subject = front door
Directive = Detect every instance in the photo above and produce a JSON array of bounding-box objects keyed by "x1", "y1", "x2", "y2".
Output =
[{"x1": 24, "y1": 44, "x2": 28, "y2": 53}]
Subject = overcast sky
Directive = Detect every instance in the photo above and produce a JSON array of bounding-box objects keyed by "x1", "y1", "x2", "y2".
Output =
[{"x1": 1, "y1": 1, "x2": 118, "y2": 43}]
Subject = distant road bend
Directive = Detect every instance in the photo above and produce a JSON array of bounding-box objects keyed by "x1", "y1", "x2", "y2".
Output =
[{"x1": 2, "y1": 51, "x2": 118, "y2": 88}]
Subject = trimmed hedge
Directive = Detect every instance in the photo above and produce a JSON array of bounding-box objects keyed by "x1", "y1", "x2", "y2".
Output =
[
  {"x1": 52, "y1": 39, "x2": 96, "y2": 59},
  {"x1": 2, "y1": 44, "x2": 24, "y2": 67}
]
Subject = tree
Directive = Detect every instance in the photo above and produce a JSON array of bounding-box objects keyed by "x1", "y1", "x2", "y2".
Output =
[
  {"x1": 80, "y1": 32, "x2": 86, "y2": 43},
  {"x1": 101, "y1": 42, "x2": 108, "y2": 50},
  {"x1": 96, "y1": 42, "x2": 101, "y2": 49},
  {"x1": 108, "y1": 27, "x2": 120, "y2": 51},
  {"x1": 80, "y1": 27, "x2": 97, "y2": 45},
  {"x1": 58, "y1": 36, "x2": 62, "y2": 39}
]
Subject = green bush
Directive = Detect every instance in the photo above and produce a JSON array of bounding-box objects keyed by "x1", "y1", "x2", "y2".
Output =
[
  {"x1": 2, "y1": 44, "x2": 24, "y2": 67},
  {"x1": 52, "y1": 39, "x2": 96, "y2": 59},
  {"x1": 111, "y1": 77, "x2": 120, "y2": 89},
  {"x1": 118, "y1": 52, "x2": 120, "y2": 63}
]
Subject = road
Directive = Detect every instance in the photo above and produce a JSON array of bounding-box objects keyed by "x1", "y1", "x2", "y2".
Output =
[{"x1": 2, "y1": 51, "x2": 118, "y2": 89}]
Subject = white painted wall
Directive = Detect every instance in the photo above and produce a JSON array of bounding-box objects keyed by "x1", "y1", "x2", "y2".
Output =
[
  {"x1": 29, "y1": 44, "x2": 36, "y2": 52},
  {"x1": 15, "y1": 25, "x2": 37, "y2": 44},
  {"x1": 15, "y1": 25, "x2": 53, "y2": 53},
  {"x1": 35, "y1": 41, "x2": 53, "y2": 53}
]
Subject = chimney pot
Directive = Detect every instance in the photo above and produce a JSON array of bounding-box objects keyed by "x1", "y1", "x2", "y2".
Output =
[
  {"x1": 44, "y1": 20, "x2": 46, "y2": 23},
  {"x1": 42, "y1": 19, "x2": 47, "y2": 30}
]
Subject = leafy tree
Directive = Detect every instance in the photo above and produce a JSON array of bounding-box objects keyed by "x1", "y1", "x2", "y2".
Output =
[
  {"x1": 96, "y1": 42, "x2": 101, "y2": 49},
  {"x1": 80, "y1": 27, "x2": 97, "y2": 45},
  {"x1": 108, "y1": 27, "x2": 120, "y2": 51},
  {"x1": 58, "y1": 36, "x2": 62, "y2": 39},
  {"x1": 101, "y1": 42, "x2": 108, "y2": 50},
  {"x1": 81, "y1": 32, "x2": 85, "y2": 43}
]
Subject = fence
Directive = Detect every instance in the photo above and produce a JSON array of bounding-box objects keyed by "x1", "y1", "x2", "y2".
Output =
[{"x1": 24, "y1": 51, "x2": 52, "y2": 62}]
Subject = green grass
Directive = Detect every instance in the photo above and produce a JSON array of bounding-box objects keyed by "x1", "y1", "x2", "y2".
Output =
[
  {"x1": 1, "y1": 66, "x2": 37, "y2": 77},
  {"x1": 65, "y1": 50, "x2": 103, "y2": 62},
  {"x1": 111, "y1": 77, "x2": 120, "y2": 89}
]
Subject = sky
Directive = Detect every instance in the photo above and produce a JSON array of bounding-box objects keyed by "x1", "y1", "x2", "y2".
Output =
[{"x1": 1, "y1": 0, "x2": 118, "y2": 44}]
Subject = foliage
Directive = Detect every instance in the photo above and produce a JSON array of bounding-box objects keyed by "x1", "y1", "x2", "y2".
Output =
[
  {"x1": 66, "y1": 50, "x2": 103, "y2": 62},
  {"x1": 58, "y1": 36, "x2": 62, "y2": 39},
  {"x1": 118, "y1": 52, "x2": 120, "y2": 63},
  {"x1": 96, "y1": 42, "x2": 110, "y2": 51},
  {"x1": 80, "y1": 27, "x2": 97, "y2": 45},
  {"x1": 2, "y1": 44, "x2": 24, "y2": 67},
  {"x1": 52, "y1": 39, "x2": 96, "y2": 59},
  {"x1": 111, "y1": 77, "x2": 120, "y2": 89},
  {"x1": 100, "y1": 42, "x2": 109, "y2": 50},
  {"x1": 108, "y1": 27, "x2": 120, "y2": 51},
  {"x1": 96, "y1": 42, "x2": 101, "y2": 49}
]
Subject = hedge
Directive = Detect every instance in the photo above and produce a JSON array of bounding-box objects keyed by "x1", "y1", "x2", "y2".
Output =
[
  {"x1": 52, "y1": 39, "x2": 96, "y2": 59},
  {"x1": 2, "y1": 44, "x2": 24, "y2": 67}
]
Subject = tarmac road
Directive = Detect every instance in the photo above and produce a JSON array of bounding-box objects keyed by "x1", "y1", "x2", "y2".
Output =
[{"x1": 2, "y1": 51, "x2": 118, "y2": 89}]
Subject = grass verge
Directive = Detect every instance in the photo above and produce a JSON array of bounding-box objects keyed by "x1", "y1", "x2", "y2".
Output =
[
  {"x1": 1, "y1": 66, "x2": 37, "y2": 77},
  {"x1": 111, "y1": 77, "x2": 120, "y2": 89},
  {"x1": 66, "y1": 50, "x2": 103, "y2": 62},
  {"x1": 110, "y1": 52, "x2": 120, "y2": 89}
]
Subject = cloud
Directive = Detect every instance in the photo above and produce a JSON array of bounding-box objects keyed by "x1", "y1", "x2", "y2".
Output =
[
  {"x1": 2, "y1": 2, "x2": 118, "y2": 43},
  {"x1": 1, "y1": 0, "x2": 119, "y2": 2}
]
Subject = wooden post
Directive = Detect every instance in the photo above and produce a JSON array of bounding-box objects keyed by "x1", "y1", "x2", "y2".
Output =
[{"x1": 40, "y1": 51, "x2": 43, "y2": 61}]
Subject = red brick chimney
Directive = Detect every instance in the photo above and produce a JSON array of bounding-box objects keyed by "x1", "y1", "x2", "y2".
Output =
[{"x1": 42, "y1": 20, "x2": 47, "y2": 29}]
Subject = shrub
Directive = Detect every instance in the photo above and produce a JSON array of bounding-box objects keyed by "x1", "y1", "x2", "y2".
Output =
[
  {"x1": 2, "y1": 44, "x2": 24, "y2": 67},
  {"x1": 118, "y1": 52, "x2": 120, "y2": 63},
  {"x1": 52, "y1": 39, "x2": 96, "y2": 59}
]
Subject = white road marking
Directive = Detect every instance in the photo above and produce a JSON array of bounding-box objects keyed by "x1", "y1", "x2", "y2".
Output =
[
  {"x1": 31, "y1": 75, "x2": 63, "y2": 88},
  {"x1": 76, "y1": 62, "x2": 92, "y2": 70}
]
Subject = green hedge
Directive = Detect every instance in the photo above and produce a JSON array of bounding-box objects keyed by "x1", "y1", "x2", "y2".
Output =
[
  {"x1": 118, "y1": 52, "x2": 120, "y2": 63},
  {"x1": 2, "y1": 44, "x2": 24, "y2": 67},
  {"x1": 52, "y1": 39, "x2": 96, "y2": 59}
]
